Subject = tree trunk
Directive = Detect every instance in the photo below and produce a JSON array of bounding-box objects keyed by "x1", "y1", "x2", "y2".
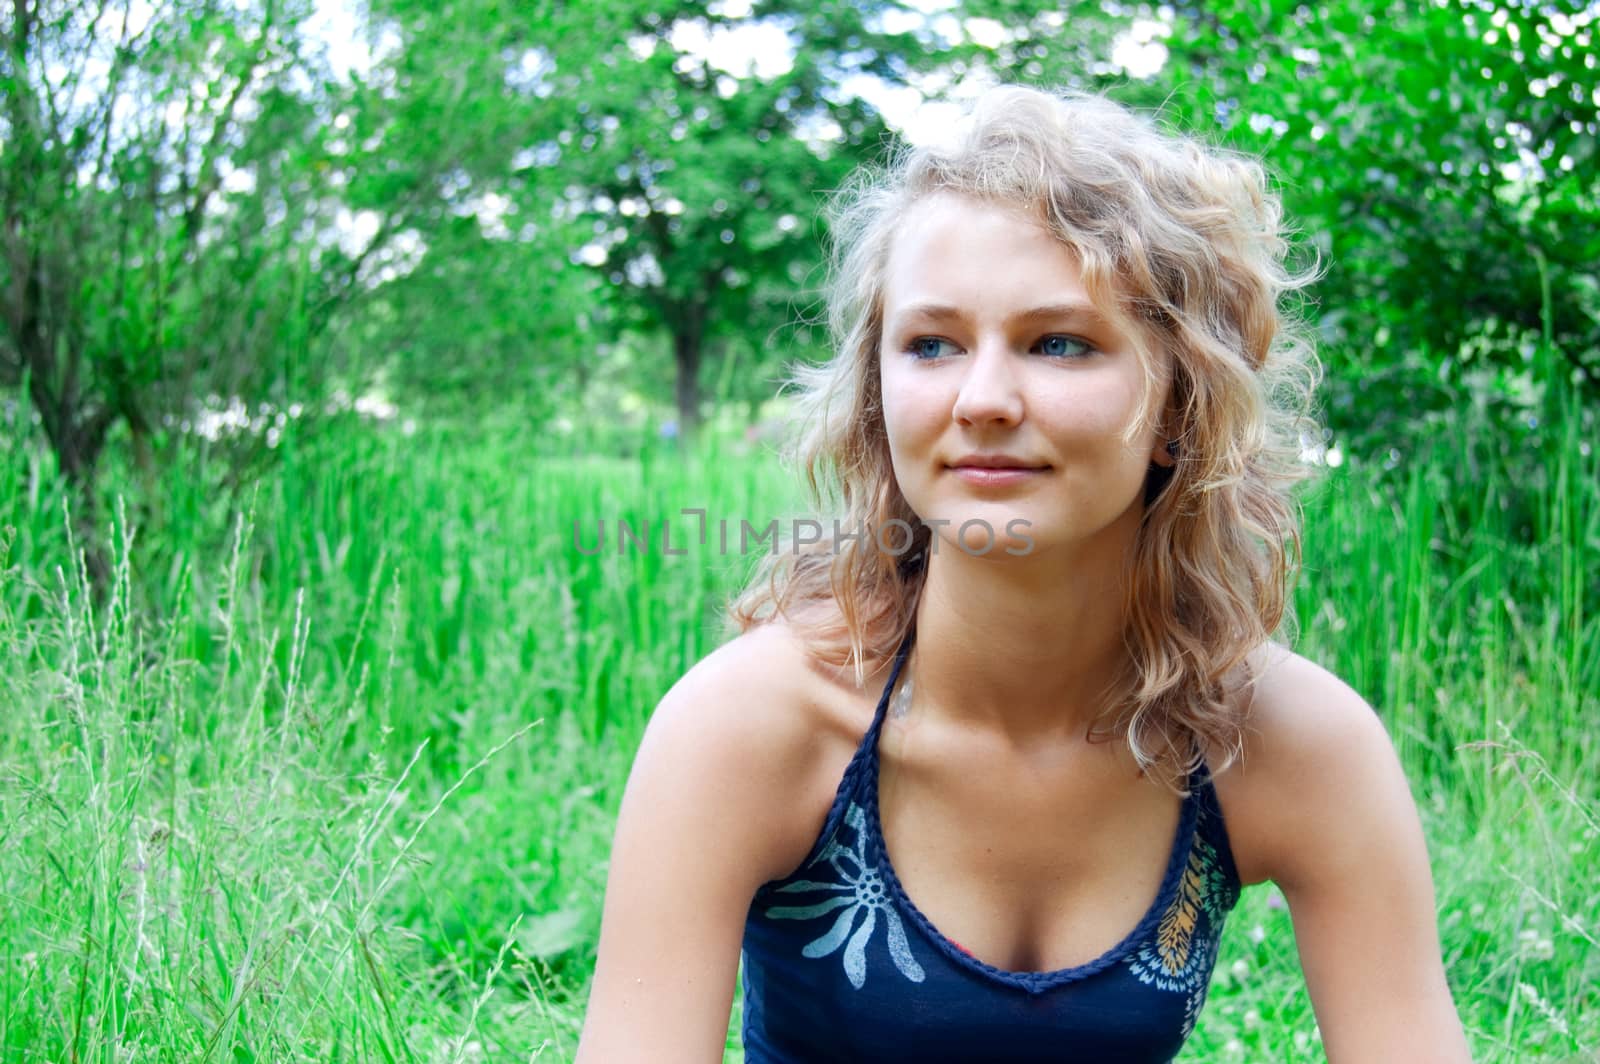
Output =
[
  {"x1": 15, "y1": 260, "x2": 116, "y2": 599},
  {"x1": 671, "y1": 311, "x2": 706, "y2": 442},
  {"x1": 26, "y1": 373, "x2": 115, "y2": 598}
]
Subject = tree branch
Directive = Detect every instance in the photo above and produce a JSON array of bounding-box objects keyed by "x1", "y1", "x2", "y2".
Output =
[
  {"x1": 305, "y1": 210, "x2": 407, "y2": 339},
  {"x1": 88, "y1": 0, "x2": 151, "y2": 191},
  {"x1": 53, "y1": 0, "x2": 115, "y2": 168},
  {"x1": 181, "y1": 17, "x2": 271, "y2": 252}
]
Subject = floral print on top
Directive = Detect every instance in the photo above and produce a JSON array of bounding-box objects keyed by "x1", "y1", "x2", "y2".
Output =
[
  {"x1": 764, "y1": 803, "x2": 925, "y2": 988},
  {"x1": 1127, "y1": 816, "x2": 1239, "y2": 1038}
]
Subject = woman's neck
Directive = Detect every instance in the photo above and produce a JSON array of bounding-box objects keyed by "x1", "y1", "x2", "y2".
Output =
[{"x1": 906, "y1": 537, "x2": 1134, "y2": 748}]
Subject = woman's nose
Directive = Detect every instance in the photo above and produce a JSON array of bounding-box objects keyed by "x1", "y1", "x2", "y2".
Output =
[{"x1": 951, "y1": 342, "x2": 1024, "y2": 427}]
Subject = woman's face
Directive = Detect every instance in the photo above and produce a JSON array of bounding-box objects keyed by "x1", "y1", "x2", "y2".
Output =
[{"x1": 877, "y1": 192, "x2": 1172, "y2": 561}]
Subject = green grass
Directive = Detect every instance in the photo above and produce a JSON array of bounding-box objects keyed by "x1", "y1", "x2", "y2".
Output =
[{"x1": 0, "y1": 398, "x2": 1595, "y2": 1060}]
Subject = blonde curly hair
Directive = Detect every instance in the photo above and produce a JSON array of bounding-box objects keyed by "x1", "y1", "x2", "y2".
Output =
[{"x1": 727, "y1": 84, "x2": 1321, "y2": 789}]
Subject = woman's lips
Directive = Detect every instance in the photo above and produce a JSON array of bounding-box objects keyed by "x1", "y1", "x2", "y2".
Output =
[{"x1": 948, "y1": 465, "x2": 1048, "y2": 487}]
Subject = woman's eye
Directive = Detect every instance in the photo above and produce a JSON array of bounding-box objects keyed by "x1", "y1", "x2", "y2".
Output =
[
  {"x1": 908, "y1": 337, "x2": 954, "y2": 360},
  {"x1": 1036, "y1": 335, "x2": 1092, "y2": 359}
]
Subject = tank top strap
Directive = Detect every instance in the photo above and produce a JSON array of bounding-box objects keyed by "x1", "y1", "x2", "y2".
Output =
[
  {"x1": 1188, "y1": 757, "x2": 1243, "y2": 893},
  {"x1": 766, "y1": 626, "x2": 916, "y2": 883},
  {"x1": 858, "y1": 625, "x2": 917, "y2": 756}
]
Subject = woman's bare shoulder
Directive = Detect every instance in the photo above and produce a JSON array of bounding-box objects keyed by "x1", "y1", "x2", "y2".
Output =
[
  {"x1": 643, "y1": 619, "x2": 890, "y2": 883},
  {"x1": 1210, "y1": 643, "x2": 1402, "y2": 886},
  {"x1": 665, "y1": 620, "x2": 886, "y2": 744},
  {"x1": 578, "y1": 622, "x2": 889, "y2": 1060},
  {"x1": 1238, "y1": 642, "x2": 1390, "y2": 761}
]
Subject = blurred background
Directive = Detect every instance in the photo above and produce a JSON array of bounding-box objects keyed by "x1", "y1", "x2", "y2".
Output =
[{"x1": 1, "y1": 0, "x2": 1596, "y2": 1060}]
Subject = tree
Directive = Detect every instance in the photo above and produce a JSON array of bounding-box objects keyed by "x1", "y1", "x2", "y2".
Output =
[
  {"x1": 0, "y1": 0, "x2": 338, "y2": 581},
  {"x1": 365, "y1": 0, "x2": 999, "y2": 439},
  {"x1": 0, "y1": 0, "x2": 565, "y2": 578},
  {"x1": 508, "y1": 0, "x2": 918, "y2": 438},
  {"x1": 1141, "y1": 0, "x2": 1600, "y2": 445}
]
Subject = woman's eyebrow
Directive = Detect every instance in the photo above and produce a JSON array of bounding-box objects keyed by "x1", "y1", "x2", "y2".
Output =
[{"x1": 888, "y1": 301, "x2": 1113, "y2": 329}]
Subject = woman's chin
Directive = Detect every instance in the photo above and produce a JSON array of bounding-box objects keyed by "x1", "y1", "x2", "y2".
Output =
[{"x1": 925, "y1": 521, "x2": 1041, "y2": 560}]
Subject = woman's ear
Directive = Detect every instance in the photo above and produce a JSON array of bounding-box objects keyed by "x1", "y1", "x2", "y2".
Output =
[
  {"x1": 1150, "y1": 396, "x2": 1180, "y2": 468},
  {"x1": 1142, "y1": 431, "x2": 1178, "y2": 506},
  {"x1": 1147, "y1": 352, "x2": 1182, "y2": 469}
]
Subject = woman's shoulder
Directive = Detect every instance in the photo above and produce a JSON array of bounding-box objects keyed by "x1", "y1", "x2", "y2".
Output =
[
  {"x1": 1239, "y1": 642, "x2": 1387, "y2": 754},
  {"x1": 663, "y1": 619, "x2": 890, "y2": 744},
  {"x1": 1210, "y1": 643, "x2": 1407, "y2": 887},
  {"x1": 641, "y1": 619, "x2": 892, "y2": 882}
]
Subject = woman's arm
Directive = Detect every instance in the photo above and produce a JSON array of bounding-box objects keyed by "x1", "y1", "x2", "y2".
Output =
[
  {"x1": 575, "y1": 626, "x2": 830, "y2": 1063},
  {"x1": 1224, "y1": 650, "x2": 1472, "y2": 1063}
]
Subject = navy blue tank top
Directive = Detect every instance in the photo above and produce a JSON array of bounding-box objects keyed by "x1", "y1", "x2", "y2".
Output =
[{"x1": 740, "y1": 631, "x2": 1243, "y2": 1062}]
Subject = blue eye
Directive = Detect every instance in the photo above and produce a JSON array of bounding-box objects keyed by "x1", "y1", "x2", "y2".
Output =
[
  {"x1": 908, "y1": 337, "x2": 955, "y2": 360},
  {"x1": 1036, "y1": 335, "x2": 1092, "y2": 359}
]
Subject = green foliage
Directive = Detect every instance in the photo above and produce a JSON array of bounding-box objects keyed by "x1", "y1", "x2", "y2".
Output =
[
  {"x1": 1136, "y1": 0, "x2": 1600, "y2": 450},
  {"x1": 0, "y1": 0, "x2": 338, "y2": 471},
  {"x1": 0, "y1": 414, "x2": 1595, "y2": 1059}
]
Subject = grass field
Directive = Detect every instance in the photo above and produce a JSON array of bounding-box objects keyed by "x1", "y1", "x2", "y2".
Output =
[{"x1": 0, "y1": 398, "x2": 1595, "y2": 1061}]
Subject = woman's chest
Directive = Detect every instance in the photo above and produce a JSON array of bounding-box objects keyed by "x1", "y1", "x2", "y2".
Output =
[
  {"x1": 874, "y1": 728, "x2": 1189, "y2": 974},
  {"x1": 741, "y1": 737, "x2": 1236, "y2": 1064}
]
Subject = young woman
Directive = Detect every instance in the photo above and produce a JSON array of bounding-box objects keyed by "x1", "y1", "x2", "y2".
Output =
[{"x1": 576, "y1": 86, "x2": 1471, "y2": 1062}]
